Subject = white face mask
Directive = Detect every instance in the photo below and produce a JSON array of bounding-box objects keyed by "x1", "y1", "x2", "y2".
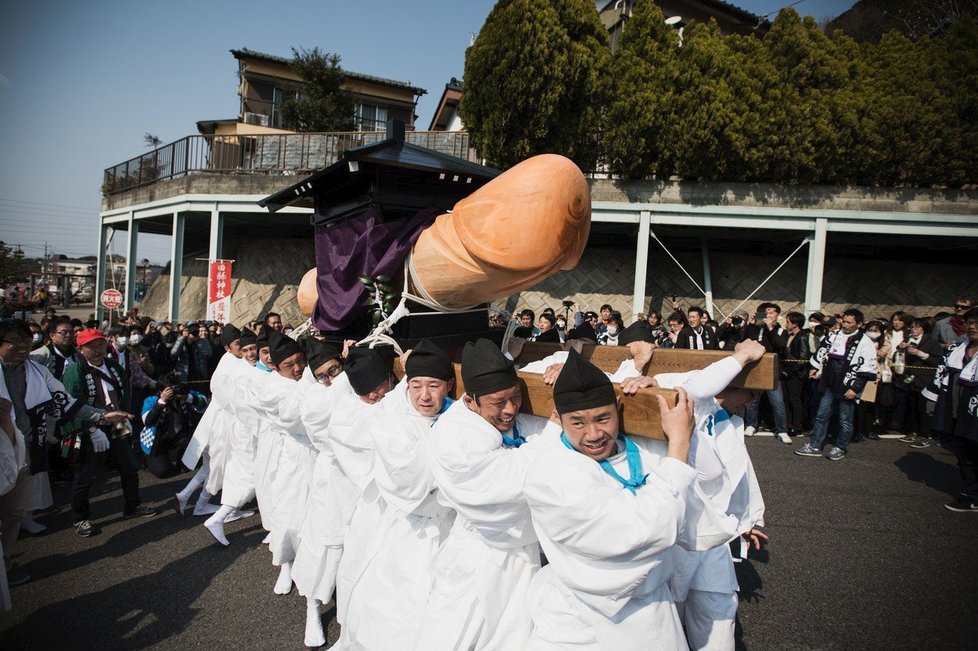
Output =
[
  {"x1": 867, "y1": 332, "x2": 881, "y2": 340},
  {"x1": 32, "y1": 333, "x2": 42, "y2": 344},
  {"x1": 556, "y1": 320, "x2": 566, "y2": 329},
  {"x1": 130, "y1": 334, "x2": 142, "y2": 345},
  {"x1": 607, "y1": 327, "x2": 618, "y2": 336},
  {"x1": 115, "y1": 336, "x2": 129, "y2": 347}
]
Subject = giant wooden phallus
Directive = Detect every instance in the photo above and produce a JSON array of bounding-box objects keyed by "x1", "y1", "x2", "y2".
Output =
[{"x1": 297, "y1": 154, "x2": 590, "y2": 317}]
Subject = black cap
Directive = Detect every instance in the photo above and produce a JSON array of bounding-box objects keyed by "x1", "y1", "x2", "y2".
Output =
[
  {"x1": 618, "y1": 321, "x2": 653, "y2": 346},
  {"x1": 346, "y1": 346, "x2": 391, "y2": 395},
  {"x1": 303, "y1": 338, "x2": 341, "y2": 371},
  {"x1": 406, "y1": 338, "x2": 453, "y2": 381},
  {"x1": 220, "y1": 324, "x2": 242, "y2": 348},
  {"x1": 256, "y1": 328, "x2": 271, "y2": 350},
  {"x1": 553, "y1": 349, "x2": 617, "y2": 414},
  {"x1": 238, "y1": 328, "x2": 257, "y2": 348},
  {"x1": 268, "y1": 331, "x2": 303, "y2": 365},
  {"x1": 461, "y1": 338, "x2": 517, "y2": 397}
]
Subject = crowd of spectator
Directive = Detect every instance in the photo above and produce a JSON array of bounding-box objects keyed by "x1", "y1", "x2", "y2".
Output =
[{"x1": 505, "y1": 294, "x2": 977, "y2": 453}]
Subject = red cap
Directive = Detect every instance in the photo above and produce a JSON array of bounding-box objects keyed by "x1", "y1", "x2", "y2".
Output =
[{"x1": 75, "y1": 328, "x2": 106, "y2": 347}]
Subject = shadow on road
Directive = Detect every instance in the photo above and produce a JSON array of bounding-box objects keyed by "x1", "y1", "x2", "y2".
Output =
[
  {"x1": 3, "y1": 524, "x2": 262, "y2": 649},
  {"x1": 893, "y1": 449, "x2": 959, "y2": 497}
]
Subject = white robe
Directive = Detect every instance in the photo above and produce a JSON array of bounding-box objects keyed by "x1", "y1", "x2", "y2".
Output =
[
  {"x1": 524, "y1": 433, "x2": 696, "y2": 651},
  {"x1": 219, "y1": 358, "x2": 265, "y2": 508},
  {"x1": 292, "y1": 369, "x2": 355, "y2": 603},
  {"x1": 252, "y1": 370, "x2": 315, "y2": 565},
  {"x1": 183, "y1": 352, "x2": 236, "y2": 491},
  {"x1": 413, "y1": 399, "x2": 550, "y2": 651},
  {"x1": 0, "y1": 424, "x2": 27, "y2": 613},
  {"x1": 333, "y1": 379, "x2": 456, "y2": 650},
  {"x1": 656, "y1": 357, "x2": 766, "y2": 651}
]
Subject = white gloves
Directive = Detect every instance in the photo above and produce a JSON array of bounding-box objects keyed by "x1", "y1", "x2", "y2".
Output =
[{"x1": 90, "y1": 429, "x2": 110, "y2": 453}]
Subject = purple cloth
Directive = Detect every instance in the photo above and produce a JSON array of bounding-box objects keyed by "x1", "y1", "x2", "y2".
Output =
[{"x1": 312, "y1": 206, "x2": 439, "y2": 332}]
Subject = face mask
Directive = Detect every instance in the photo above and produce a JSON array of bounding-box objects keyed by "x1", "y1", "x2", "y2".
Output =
[
  {"x1": 115, "y1": 337, "x2": 129, "y2": 347},
  {"x1": 130, "y1": 334, "x2": 142, "y2": 345},
  {"x1": 32, "y1": 333, "x2": 42, "y2": 344},
  {"x1": 867, "y1": 332, "x2": 880, "y2": 340},
  {"x1": 556, "y1": 320, "x2": 565, "y2": 329},
  {"x1": 607, "y1": 328, "x2": 618, "y2": 336}
]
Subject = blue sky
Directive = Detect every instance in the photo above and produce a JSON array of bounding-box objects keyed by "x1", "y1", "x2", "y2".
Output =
[{"x1": 0, "y1": 0, "x2": 857, "y2": 264}]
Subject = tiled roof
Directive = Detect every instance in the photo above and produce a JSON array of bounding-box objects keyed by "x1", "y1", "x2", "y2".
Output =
[{"x1": 230, "y1": 48, "x2": 427, "y2": 95}]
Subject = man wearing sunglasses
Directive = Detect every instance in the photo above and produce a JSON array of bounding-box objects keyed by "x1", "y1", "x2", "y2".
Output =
[{"x1": 936, "y1": 295, "x2": 976, "y2": 349}]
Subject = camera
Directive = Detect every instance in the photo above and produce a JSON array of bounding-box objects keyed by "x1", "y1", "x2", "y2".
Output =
[
  {"x1": 562, "y1": 300, "x2": 574, "y2": 308},
  {"x1": 731, "y1": 316, "x2": 743, "y2": 326}
]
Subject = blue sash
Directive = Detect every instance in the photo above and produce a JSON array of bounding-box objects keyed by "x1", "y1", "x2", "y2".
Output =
[{"x1": 561, "y1": 432, "x2": 648, "y2": 494}]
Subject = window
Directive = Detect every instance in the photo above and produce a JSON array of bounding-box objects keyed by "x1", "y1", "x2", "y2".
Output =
[{"x1": 356, "y1": 103, "x2": 388, "y2": 132}]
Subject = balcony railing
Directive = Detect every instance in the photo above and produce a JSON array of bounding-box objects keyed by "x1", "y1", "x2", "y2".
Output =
[{"x1": 102, "y1": 130, "x2": 477, "y2": 196}]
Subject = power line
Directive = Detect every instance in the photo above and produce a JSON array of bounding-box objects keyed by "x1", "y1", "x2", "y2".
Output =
[{"x1": 0, "y1": 197, "x2": 100, "y2": 213}]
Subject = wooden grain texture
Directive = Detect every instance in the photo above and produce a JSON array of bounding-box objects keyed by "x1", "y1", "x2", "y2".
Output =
[
  {"x1": 394, "y1": 359, "x2": 676, "y2": 439},
  {"x1": 512, "y1": 342, "x2": 779, "y2": 390}
]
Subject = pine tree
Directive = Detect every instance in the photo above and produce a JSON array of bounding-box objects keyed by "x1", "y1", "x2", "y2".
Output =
[{"x1": 280, "y1": 48, "x2": 357, "y2": 133}]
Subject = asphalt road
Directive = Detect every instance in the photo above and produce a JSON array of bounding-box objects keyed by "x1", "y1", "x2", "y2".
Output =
[{"x1": 2, "y1": 436, "x2": 976, "y2": 650}]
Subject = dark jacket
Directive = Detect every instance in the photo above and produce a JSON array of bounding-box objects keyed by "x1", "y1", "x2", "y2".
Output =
[
  {"x1": 902, "y1": 334, "x2": 944, "y2": 391},
  {"x1": 742, "y1": 323, "x2": 788, "y2": 355},
  {"x1": 783, "y1": 329, "x2": 812, "y2": 380},
  {"x1": 675, "y1": 325, "x2": 719, "y2": 350}
]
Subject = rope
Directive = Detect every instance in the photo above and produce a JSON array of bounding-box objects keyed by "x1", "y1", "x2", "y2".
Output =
[
  {"x1": 649, "y1": 229, "x2": 725, "y2": 319},
  {"x1": 725, "y1": 239, "x2": 810, "y2": 319}
]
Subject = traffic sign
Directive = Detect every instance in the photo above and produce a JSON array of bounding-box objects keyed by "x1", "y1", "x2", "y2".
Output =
[{"x1": 100, "y1": 288, "x2": 124, "y2": 309}]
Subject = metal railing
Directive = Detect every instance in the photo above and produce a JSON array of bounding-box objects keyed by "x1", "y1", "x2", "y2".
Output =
[{"x1": 102, "y1": 130, "x2": 477, "y2": 195}]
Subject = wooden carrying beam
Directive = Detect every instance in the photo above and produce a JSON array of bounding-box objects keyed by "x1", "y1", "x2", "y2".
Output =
[
  {"x1": 511, "y1": 342, "x2": 780, "y2": 391},
  {"x1": 393, "y1": 360, "x2": 678, "y2": 440}
]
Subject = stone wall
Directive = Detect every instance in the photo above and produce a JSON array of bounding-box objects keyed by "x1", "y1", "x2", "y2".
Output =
[
  {"x1": 516, "y1": 246, "x2": 978, "y2": 323},
  {"x1": 137, "y1": 237, "x2": 314, "y2": 325}
]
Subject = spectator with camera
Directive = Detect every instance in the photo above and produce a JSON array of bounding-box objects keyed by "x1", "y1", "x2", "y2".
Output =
[
  {"x1": 741, "y1": 303, "x2": 789, "y2": 442},
  {"x1": 140, "y1": 374, "x2": 208, "y2": 479},
  {"x1": 62, "y1": 328, "x2": 157, "y2": 536},
  {"x1": 717, "y1": 309, "x2": 750, "y2": 350}
]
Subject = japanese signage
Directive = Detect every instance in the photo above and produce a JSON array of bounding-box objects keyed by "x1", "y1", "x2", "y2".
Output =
[
  {"x1": 206, "y1": 259, "x2": 233, "y2": 323},
  {"x1": 100, "y1": 288, "x2": 123, "y2": 309}
]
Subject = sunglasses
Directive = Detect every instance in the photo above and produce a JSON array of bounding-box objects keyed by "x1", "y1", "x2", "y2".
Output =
[{"x1": 955, "y1": 304, "x2": 972, "y2": 310}]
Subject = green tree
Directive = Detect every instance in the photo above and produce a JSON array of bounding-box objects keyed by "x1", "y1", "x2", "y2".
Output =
[
  {"x1": 602, "y1": 1, "x2": 681, "y2": 179},
  {"x1": 0, "y1": 241, "x2": 28, "y2": 285},
  {"x1": 280, "y1": 48, "x2": 356, "y2": 132},
  {"x1": 460, "y1": 0, "x2": 610, "y2": 170}
]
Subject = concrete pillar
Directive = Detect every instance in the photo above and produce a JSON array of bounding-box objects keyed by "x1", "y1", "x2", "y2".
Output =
[
  {"x1": 805, "y1": 218, "x2": 827, "y2": 316},
  {"x1": 168, "y1": 212, "x2": 185, "y2": 322},
  {"x1": 124, "y1": 212, "x2": 138, "y2": 311},
  {"x1": 94, "y1": 222, "x2": 110, "y2": 323},
  {"x1": 631, "y1": 210, "x2": 651, "y2": 322},
  {"x1": 701, "y1": 239, "x2": 714, "y2": 319},
  {"x1": 208, "y1": 209, "x2": 224, "y2": 261}
]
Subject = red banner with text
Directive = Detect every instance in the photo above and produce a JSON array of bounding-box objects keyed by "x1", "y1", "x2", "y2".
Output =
[{"x1": 206, "y1": 260, "x2": 233, "y2": 323}]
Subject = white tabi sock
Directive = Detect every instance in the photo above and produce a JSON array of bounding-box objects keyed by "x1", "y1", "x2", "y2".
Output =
[
  {"x1": 204, "y1": 505, "x2": 234, "y2": 546},
  {"x1": 304, "y1": 598, "x2": 325, "y2": 647},
  {"x1": 192, "y1": 488, "x2": 220, "y2": 516},
  {"x1": 274, "y1": 561, "x2": 293, "y2": 595},
  {"x1": 224, "y1": 509, "x2": 255, "y2": 523},
  {"x1": 177, "y1": 465, "x2": 208, "y2": 502},
  {"x1": 21, "y1": 512, "x2": 46, "y2": 534}
]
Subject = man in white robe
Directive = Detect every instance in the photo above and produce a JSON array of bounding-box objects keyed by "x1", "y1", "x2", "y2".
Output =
[
  {"x1": 174, "y1": 324, "x2": 243, "y2": 517},
  {"x1": 326, "y1": 346, "x2": 397, "y2": 641},
  {"x1": 291, "y1": 339, "x2": 351, "y2": 648},
  {"x1": 0, "y1": 394, "x2": 24, "y2": 612},
  {"x1": 623, "y1": 340, "x2": 769, "y2": 650},
  {"x1": 332, "y1": 339, "x2": 456, "y2": 650},
  {"x1": 201, "y1": 328, "x2": 265, "y2": 544},
  {"x1": 523, "y1": 348, "x2": 697, "y2": 650},
  {"x1": 414, "y1": 338, "x2": 551, "y2": 651}
]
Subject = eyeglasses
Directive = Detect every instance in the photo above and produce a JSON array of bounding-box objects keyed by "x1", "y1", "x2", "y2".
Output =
[
  {"x1": 53, "y1": 329, "x2": 73, "y2": 337},
  {"x1": 955, "y1": 304, "x2": 972, "y2": 310},
  {"x1": 315, "y1": 366, "x2": 342, "y2": 383}
]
